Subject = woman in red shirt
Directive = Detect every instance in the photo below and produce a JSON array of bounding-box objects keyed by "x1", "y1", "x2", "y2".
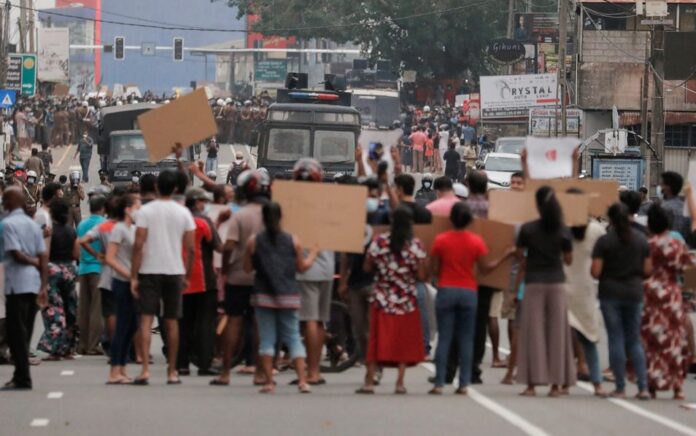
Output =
[{"x1": 429, "y1": 202, "x2": 513, "y2": 395}]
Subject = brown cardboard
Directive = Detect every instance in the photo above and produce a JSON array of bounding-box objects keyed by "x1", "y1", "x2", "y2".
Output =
[
  {"x1": 53, "y1": 83, "x2": 69, "y2": 96},
  {"x1": 488, "y1": 190, "x2": 590, "y2": 226},
  {"x1": 137, "y1": 88, "x2": 217, "y2": 162},
  {"x1": 470, "y1": 219, "x2": 516, "y2": 290},
  {"x1": 372, "y1": 216, "x2": 514, "y2": 290},
  {"x1": 272, "y1": 180, "x2": 367, "y2": 253},
  {"x1": 684, "y1": 267, "x2": 696, "y2": 294},
  {"x1": 524, "y1": 178, "x2": 619, "y2": 217}
]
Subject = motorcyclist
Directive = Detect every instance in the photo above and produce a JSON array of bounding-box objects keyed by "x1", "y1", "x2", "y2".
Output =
[{"x1": 415, "y1": 173, "x2": 436, "y2": 205}]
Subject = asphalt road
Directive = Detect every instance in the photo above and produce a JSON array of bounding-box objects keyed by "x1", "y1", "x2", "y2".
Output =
[{"x1": 4, "y1": 141, "x2": 696, "y2": 435}]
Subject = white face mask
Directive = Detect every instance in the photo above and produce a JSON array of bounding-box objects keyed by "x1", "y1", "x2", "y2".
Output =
[
  {"x1": 656, "y1": 185, "x2": 663, "y2": 199},
  {"x1": 423, "y1": 181, "x2": 432, "y2": 190},
  {"x1": 203, "y1": 204, "x2": 211, "y2": 215},
  {"x1": 366, "y1": 198, "x2": 380, "y2": 213}
]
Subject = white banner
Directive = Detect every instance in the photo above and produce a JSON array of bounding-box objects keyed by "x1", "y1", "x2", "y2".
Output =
[
  {"x1": 480, "y1": 73, "x2": 558, "y2": 119},
  {"x1": 38, "y1": 28, "x2": 70, "y2": 82},
  {"x1": 525, "y1": 136, "x2": 581, "y2": 179}
]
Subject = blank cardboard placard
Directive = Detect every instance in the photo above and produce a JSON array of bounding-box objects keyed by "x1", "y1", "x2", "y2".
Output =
[
  {"x1": 137, "y1": 88, "x2": 217, "y2": 162},
  {"x1": 525, "y1": 137, "x2": 581, "y2": 179},
  {"x1": 685, "y1": 158, "x2": 696, "y2": 216},
  {"x1": 524, "y1": 178, "x2": 619, "y2": 217},
  {"x1": 684, "y1": 267, "x2": 696, "y2": 294},
  {"x1": 272, "y1": 180, "x2": 367, "y2": 253},
  {"x1": 489, "y1": 190, "x2": 589, "y2": 226},
  {"x1": 470, "y1": 219, "x2": 516, "y2": 290}
]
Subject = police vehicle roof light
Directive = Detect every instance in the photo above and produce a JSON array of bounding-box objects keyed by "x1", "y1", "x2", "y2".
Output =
[{"x1": 287, "y1": 92, "x2": 340, "y2": 102}]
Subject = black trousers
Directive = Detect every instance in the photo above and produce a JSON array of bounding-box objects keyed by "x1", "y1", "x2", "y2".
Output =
[
  {"x1": 6, "y1": 294, "x2": 38, "y2": 387},
  {"x1": 444, "y1": 286, "x2": 495, "y2": 383},
  {"x1": 177, "y1": 289, "x2": 216, "y2": 371}
]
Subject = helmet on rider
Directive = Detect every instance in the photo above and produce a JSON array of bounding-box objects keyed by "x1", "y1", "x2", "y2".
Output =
[
  {"x1": 421, "y1": 173, "x2": 434, "y2": 189},
  {"x1": 69, "y1": 170, "x2": 81, "y2": 185},
  {"x1": 26, "y1": 170, "x2": 37, "y2": 185},
  {"x1": 292, "y1": 158, "x2": 323, "y2": 183}
]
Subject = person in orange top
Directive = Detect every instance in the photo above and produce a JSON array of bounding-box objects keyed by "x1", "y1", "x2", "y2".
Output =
[
  {"x1": 424, "y1": 133, "x2": 435, "y2": 171},
  {"x1": 177, "y1": 188, "x2": 213, "y2": 376}
]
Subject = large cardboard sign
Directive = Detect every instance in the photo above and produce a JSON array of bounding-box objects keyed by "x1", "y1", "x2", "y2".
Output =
[
  {"x1": 272, "y1": 180, "x2": 367, "y2": 254},
  {"x1": 372, "y1": 216, "x2": 515, "y2": 290},
  {"x1": 524, "y1": 178, "x2": 619, "y2": 217},
  {"x1": 137, "y1": 88, "x2": 217, "y2": 162},
  {"x1": 525, "y1": 136, "x2": 581, "y2": 179},
  {"x1": 488, "y1": 189, "x2": 590, "y2": 226},
  {"x1": 38, "y1": 28, "x2": 70, "y2": 82}
]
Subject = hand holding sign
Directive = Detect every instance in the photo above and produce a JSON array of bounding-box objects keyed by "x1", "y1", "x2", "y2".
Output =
[{"x1": 525, "y1": 136, "x2": 581, "y2": 179}]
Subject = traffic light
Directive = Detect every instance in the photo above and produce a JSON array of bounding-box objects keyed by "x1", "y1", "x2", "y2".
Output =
[
  {"x1": 114, "y1": 36, "x2": 125, "y2": 60},
  {"x1": 173, "y1": 38, "x2": 184, "y2": 62}
]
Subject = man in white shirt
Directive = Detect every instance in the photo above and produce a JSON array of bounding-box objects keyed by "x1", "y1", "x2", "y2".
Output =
[{"x1": 131, "y1": 170, "x2": 195, "y2": 385}]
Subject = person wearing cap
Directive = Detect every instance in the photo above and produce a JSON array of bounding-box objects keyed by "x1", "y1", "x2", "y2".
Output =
[
  {"x1": 453, "y1": 183, "x2": 469, "y2": 200},
  {"x1": 177, "y1": 187, "x2": 217, "y2": 376},
  {"x1": 65, "y1": 171, "x2": 85, "y2": 227}
]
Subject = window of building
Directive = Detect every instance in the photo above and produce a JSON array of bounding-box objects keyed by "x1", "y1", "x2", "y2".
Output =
[
  {"x1": 681, "y1": 5, "x2": 696, "y2": 31},
  {"x1": 665, "y1": 125, "x2": 693, "y2": 147},
  {"x1": 583, "y1": 4, "x2": 629, "y2": 30}
]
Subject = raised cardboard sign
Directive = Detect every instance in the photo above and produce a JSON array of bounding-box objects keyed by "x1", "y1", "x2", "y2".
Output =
[
  {"x1": 488, "y1": 190, "x2": 589, "y2": 226},
  {"x1": 525, "y1": 136, "x2": 581, "y2": 179},
  {"x1": 372, "y1": 216, "x2": 515, "y2": 289},
  {"x1": 272, "y1": 180, "x2": 367, "y2": 254},
  {"x1": 524, "y1": 178, "x2": 619, "y2": 217},
  {"x1": 137, "y1": 88, "x2": 217, "y2": 162}
]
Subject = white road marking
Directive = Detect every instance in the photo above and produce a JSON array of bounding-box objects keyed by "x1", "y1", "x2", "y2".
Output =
[
  {"x1": 489, "y1": 340, "x2": 696, "y2": 435},
  {"x1": 47, "y1": 392, "x2": 63, "y2": 399},
  {"x1": 55, "y1": 145, "x2": 74, "y2": 168},
  {"x1": 576, "y1": 382, "x2": 696, "y2": 436},
  {"x1": 60, "y1": 370, "x2": 74, "y2": 376},
  {"x1": 30, "y1": 419, "x2": 49, "y2": 427},
  {"x1": 421, "y1": 362, "x2": 551, "y2": 436}
]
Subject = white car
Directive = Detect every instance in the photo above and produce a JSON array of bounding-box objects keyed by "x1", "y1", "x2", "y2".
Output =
[
  {"x1": 482, "y1": 152, "x2": 522, "y2": 190},
  {"x1": 494, "y1": 137, "x2": 525, "y2": 155}
]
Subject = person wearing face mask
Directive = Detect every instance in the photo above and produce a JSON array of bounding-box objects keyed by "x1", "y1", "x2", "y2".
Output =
[
  {"x1": 66, "y1": 171, "x2": 85, "y2": 227},
  {"x1": 415, "y1": 174, "x2": 436, "y2": 206},
  {"x1": 23, "y1": 170, "x2": 40, "y2": 215},
  {"x1": 104, "y1": 194, "x2": 141, "y2": 384}
]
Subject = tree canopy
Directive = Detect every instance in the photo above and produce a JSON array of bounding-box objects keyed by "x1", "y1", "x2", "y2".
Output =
[{"x1": 227, "y1": 0, "x2": 509, "y2": 79}]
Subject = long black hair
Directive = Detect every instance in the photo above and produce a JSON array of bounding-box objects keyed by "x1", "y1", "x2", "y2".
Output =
[
  {"x1": 390, "y1": 206, "x2": 414, "y2": 254},
  {"x1": 536, "y1": 186, "x2": 563, "y2": 233},
  {"x1": 566, "y1": 187, "x2": 587, "y2": 241},
  {"x1": 262, "y1": 201, "x2": 283, "y2": 244},
  {"x1": 607, "y1": 202, "x2": 632, "y2": 244}
]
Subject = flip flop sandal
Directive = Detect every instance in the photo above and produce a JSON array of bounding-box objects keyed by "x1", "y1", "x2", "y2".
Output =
[
  {"x1": 167, "y1": 379, "x2": 182, "y2": 385},
  {"x1": 355, "y1": 387, "x2": 374, "y2": 394},
  {"x1": 394, "y1": 387, "x2": 407, "y2": 395},
  {"x1": 132, "y1": 377, "x2": 149, "y2": 386},
  {"x1": 298, "y1": 383, "x2": 312, "y2": 394},
  {"x1": 106, "y1": 379, "x2": 130, "y2": 385},
  {"x1": 308, "y1": 378, "x2": 326, "y2": 386},
  {"x1": 209, "y1": 379, "x2": 229, "y2": 386},
  {"x1": 259, "y1": 385, "x2": 275, "y2": 394}
]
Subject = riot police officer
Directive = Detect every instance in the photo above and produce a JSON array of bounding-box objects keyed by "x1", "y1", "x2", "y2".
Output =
[
  {"x1": 24, "y1": 170, "x2": 41, "y2": 215},
  {"x1": 65, "y1": 170, "x2": 85, "y2": 227},
  {"x1": 415, "y1": 173, "x2": 437, "y2": 205}
]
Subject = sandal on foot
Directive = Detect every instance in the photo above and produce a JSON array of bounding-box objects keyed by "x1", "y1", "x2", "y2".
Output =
[
  {"x1": 428, "y1": 387, "x2": 443, "y2": 395},
  {"x1": 298, "y1": 383, "x2": 312, "y2": 394},
  {"x1": 355, "y1": 387, "x2": 374, "y2": 394},
  {"x1": 394, "y1": 386, "x2": 407, "y2": 395},
  {"x1": 132, "y1": 377, "x2": 149, "y2": 386},
  {"x1": 259, "y1": 385, "x2": 275, "y2": 394},
  {"x1": 519, "y1": 389, "x2": 536, "y2": 397},
  {"x1": 209, "y1": 379, "x2": 229, "y2": 386}
]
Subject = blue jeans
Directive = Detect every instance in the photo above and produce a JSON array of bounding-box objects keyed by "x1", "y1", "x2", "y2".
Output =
[
  {"x1": 575, "y1": 329, "x2": 601, "y2": 385},
  {"x1": 205, "y1": 157, "x2": 218, "y2": 174},
  {"x1": 416, "y1": 282, "x2": 431, "y2": 355},
  {"x1": 80, "y1": 155, "x2": 91, "y2": 182},
  {"x1": 256, "y1": 307, "x2": 306, "y2": 359},
  {"x1": 434, "y1": 287, "x2": 477, "y2": 388},
  {"x1": 111, "y1": 279, "x2": 138, "y2": 367},
  {"x1": 599, "y1": 298, "x2": 648, "y2": 392}
]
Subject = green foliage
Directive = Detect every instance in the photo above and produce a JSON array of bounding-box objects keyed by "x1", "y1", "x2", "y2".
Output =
[{"x1": 226, "y1": 0, "x2": 509, "y2": 78}]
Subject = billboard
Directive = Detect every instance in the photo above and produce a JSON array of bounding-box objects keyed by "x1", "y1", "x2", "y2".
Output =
[
  {"x1": 529, "y1": 108, "x2": 583, "y2": 137},
  {"x1": 246, "y1": 14, "x2": 297, "y2": 60},
  {"x1": 38, "y1": 28, "x2": 70, "y2": 83},
  {"x1": 6, "y1": 54, "x2": 37, "y2": 97},
  {"x1": 591, "y1": 157, "x2": 644, "y2": 191},
  {"x1": 480, "y1": 73, "x2": 558, "y2": 119}
]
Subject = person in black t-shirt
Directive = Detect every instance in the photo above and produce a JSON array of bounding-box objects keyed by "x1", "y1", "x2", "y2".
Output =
[
  {"x1": 443, "y1": 142, "x2": 461, "y2": 182},
  {"x1": 389, "y1": 174, "x2": 432, "y2": 224}
]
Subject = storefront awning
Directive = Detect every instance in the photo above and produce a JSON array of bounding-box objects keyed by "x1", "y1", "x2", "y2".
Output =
[{"x1": 620, "y1": 111, "x2": 696, "y2": 126}]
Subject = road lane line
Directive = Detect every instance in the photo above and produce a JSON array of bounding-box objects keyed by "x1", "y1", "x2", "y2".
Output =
[
  {"x1": 576, "y1": 382, "x2": 696, "y2": 436},
  {"x1": 60, "y1": 370, "x2": 74, "y2": 376},
  {"x1": 55, "y1": 145, "x2": 74, "y2": 169},
  {"x1": 490, "y1": 341, "x2": 696, "y2": 435},
  {"x1": 30, "y1": 419, "x2": 49, "y2": 427},
  {"x1": 47, "y1": 392, "x2": 63, "y2": 399},
  {"x1": 421, "y1": 363, "x2": 551, "y2": 436}
]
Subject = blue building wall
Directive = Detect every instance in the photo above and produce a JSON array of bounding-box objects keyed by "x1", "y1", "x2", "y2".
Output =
[{"x1": 98, "y1": 0, "x2": 244, "y2": 94}]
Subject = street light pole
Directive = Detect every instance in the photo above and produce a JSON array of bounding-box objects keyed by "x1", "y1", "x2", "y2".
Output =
[{"x1": 557, "y1": 0, "x2": 568, "y2": 136}]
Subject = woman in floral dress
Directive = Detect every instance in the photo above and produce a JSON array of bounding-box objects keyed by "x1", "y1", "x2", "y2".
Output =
[
  {"x1": 356, "y1": 206, "x2": 427, "y2": 395},
  {"x1": 643, "y1": 204, "x2": 694, "y2": 400},
  {"x1": 38, "y1": 199, "x2": 79, "y2": 360}
]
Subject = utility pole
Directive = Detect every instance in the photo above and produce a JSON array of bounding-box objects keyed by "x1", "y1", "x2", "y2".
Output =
[
  {"x1": 650, "y1": 23, "x2": 665, "y2": 190},
  {"x1": 640, "y1": 31, "x2": 650, "y2": 158},
  {"x1": 557, "y1": 0, "x2": 569, "y2": 136},
  {"x1": 0, "y1": 2, "x2": 4, "y2": 87},
  {"x1": 18, "y1": 0, "x2": 27, "y2": 53},
  {"x1": 506, "y1": 0, "x2": 515, "y2": 75},
  {"x1": 27, "y1": 0, "x2": 34, "y2": 53}
]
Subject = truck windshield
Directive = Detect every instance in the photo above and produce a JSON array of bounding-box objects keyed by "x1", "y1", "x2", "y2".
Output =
[
  {"x1": 110, "y1": 133, "x2": 187, "y2": 163},
  {"x1": 314, "y1": 130, "x2": 355, "y2": 163},
  {"x1": 267, "y1": 128, "x2": 311, "y2": 161}
]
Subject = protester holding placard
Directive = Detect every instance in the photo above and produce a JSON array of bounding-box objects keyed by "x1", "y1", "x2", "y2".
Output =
[
  {"x1": 516, "y1": 186, "x2": 576, "y2": 397},
  {"x1": 243, "y1": 202, "x2": 319, "y2": 394},
  {"x1": 591, "y1": 203, "x2": 651, "y2": 400},
  {"x1": 356, "y1": 207, "x2": 426, "y2": 395},
  {"x1": 429, "y1": 202, "x2": 513, "y2": 395}
]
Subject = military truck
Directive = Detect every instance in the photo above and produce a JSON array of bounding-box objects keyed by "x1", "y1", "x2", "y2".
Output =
[
  {"x1": 98, "y1": 103, "x2": 198, "y2": 184},
  {"x1": 251, "y1": 89, "x2": 361, "y2": 180}
]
